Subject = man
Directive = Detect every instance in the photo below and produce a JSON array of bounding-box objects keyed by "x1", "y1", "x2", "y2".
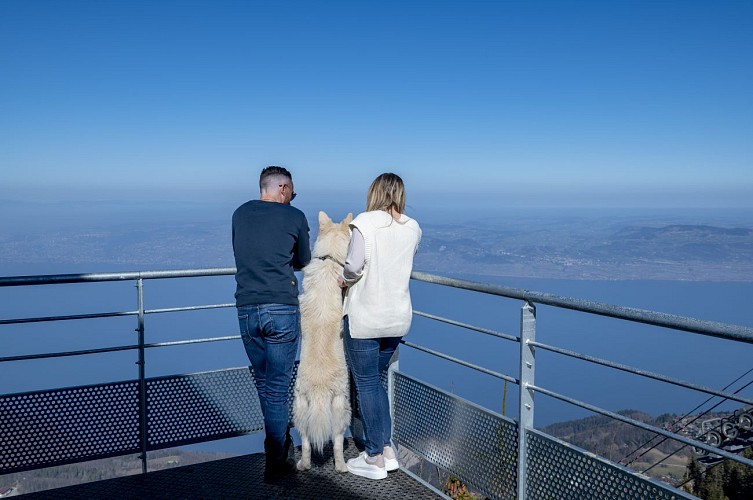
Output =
[{"x1": 232, "y1": 166, "x2": 311, "y2": 480}]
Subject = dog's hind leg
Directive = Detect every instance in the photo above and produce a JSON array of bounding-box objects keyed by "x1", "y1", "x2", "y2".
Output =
[
  {"x1": 333, "y1": 432, "x2": 347, "y2": 472},
  {"x1": 332, "y1": 393, "x2": 349, "y2": 473},
  {"x1": 297, "y1": 433, "x2": 312, "y2": 471}
]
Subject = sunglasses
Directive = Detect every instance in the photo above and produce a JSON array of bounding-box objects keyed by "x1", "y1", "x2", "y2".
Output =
[{"x1": 279, "y1": 184, "x2": 297, "y2": 201}]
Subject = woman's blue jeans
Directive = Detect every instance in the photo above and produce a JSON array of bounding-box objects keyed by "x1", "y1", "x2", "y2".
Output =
[
  {"x1": 238, "y1": 303, "x2": 300, "y2": 462},
  {"x1": 343, "y1": 315, "x2": 401, "y2": 457}
]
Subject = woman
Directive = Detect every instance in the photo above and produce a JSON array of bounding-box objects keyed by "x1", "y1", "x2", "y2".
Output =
[{"x1": 338, "y1": 173, "x2": 422, "y2": 480}]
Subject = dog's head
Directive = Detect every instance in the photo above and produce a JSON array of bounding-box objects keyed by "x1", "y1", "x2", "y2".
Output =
[{"x1": 313, "y1": 211, "x2": 353, "y2": 263}]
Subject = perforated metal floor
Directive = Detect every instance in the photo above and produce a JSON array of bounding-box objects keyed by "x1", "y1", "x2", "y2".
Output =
[{"x1": 18, "y1": 439, "x2": 442, "y2": 499}]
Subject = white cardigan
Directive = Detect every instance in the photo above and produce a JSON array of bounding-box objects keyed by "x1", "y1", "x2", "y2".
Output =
[{"x1": 342, "y1": 210, "x2": 422, "y2": 339}]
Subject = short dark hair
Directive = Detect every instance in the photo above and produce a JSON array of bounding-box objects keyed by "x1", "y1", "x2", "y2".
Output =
[{"x1": 259, "y1": 166, "x2": 292, "y2": 192}]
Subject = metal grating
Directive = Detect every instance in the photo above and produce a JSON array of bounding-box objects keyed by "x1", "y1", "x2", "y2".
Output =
[
  {"x1": 1, "y1": 365, "x2": 301, "y2": 474},
  {"x1": 526, "y1": 429, "x2": 694, "y2": 500},
  {"x1": 146, "y1": 365, "x2": 298, "y2": 450},
  {"x1": 18, "y1": 438, "x2": 442, "y2": 499},
  {"x1": 393, "y1": 372, "x2": 518, "y2": 500},
  {"x1": 0, "y1": 381, "x2": 140, "y2": 474}
]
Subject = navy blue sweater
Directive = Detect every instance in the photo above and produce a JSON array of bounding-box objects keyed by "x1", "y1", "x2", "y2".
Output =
[{"x1": 232, "y1": 200, "x2": 311, "y2": 307}]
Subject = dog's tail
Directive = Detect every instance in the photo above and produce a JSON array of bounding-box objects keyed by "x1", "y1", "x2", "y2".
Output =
[{"x1": 293, "y1": 389, "x2": 352, "y2": 453}]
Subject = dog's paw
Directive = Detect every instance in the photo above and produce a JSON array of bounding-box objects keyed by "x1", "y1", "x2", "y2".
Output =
[
  {"x1": 335, "y1": 462, "x2": 348, "y2": 473},
  {"x1": 296, "y1": 460, "x2": 311, "y2": 471}
]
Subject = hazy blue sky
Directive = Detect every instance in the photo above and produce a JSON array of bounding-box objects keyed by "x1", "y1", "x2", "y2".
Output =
[{"x1": 1, "y1": 1, "x2": 752, "y2": 208}]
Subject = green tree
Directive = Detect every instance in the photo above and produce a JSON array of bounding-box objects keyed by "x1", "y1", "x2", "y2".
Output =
[
  {"x1": 723, "y1": 448, "x2": 753, "y2": 500},
  {"x1": 696, "y1": 464, "x2": 727, "y2": 500},
  {"x1": 685, "y1": 455, "x2": 703, "y2": 493},
  {"x1": 686, "y1": 448, "x2": 753, "y2": 499}
]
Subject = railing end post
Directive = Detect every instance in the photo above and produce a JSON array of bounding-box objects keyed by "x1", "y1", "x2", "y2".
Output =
[{"x1": 518, "y1": 300, "x2": 536, "y2": 499}]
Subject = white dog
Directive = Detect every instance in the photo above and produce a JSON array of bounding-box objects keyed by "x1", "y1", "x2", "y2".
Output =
[{"x1": 293, "y1": 211, "x2": 353, "y2": 473}]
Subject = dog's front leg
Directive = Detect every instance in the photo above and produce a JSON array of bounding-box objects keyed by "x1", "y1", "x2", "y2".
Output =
[{"x1": 297, "y1": 434, "x2": 312, "y2": 471}]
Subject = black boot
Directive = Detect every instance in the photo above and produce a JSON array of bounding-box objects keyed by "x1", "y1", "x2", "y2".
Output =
[
  {"x1": 264, "y1": 435, "x2": 296, "y2": 484},
  {"x1": 264, "y1": 457, "x2": 296, "y2": 484},
  {"x1": 284, "y1": 432, "x2": 293, "y2": 460}
]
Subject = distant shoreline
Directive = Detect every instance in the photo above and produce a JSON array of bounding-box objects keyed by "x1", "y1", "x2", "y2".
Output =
[{"x1": 2, "y1": 206, "x2": 752, "y2": 283}]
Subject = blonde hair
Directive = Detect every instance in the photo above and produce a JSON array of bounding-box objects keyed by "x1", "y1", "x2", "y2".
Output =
[{"x1": 366, "y1": 173, "x2": 406, "y2": 214}]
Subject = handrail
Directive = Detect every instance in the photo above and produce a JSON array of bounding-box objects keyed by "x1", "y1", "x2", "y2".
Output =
[
  {"x1": 411, "y1": 271, "x2": 753, "y2": 344},
  {"x1": 0, "y1": 268, "x2": 236, "y2": 287},
  {"x1": 4, "y1": 268, "x2": 752, "y2": 343}
]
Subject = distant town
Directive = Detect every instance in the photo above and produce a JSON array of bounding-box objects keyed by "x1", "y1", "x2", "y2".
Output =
[
  {"x1": 416, "y1": 220, "x2": 753, "y2": 282},
  {"x1": 2, "y1": 204, "x2": 752, "y2": 282}
]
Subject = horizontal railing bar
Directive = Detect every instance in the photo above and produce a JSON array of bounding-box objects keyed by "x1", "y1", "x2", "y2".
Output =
[
  {"x1": 530, "y1": 340, "x2": 753, "y2": 407},
  {"x1": 144, "y1": 336, "x2": 240, "y2": 348},
  {"x1": 413, "y1": 309, "x2": 519, "y2": 343},
  {"x1": 530, "y1": 384, "x2": 753, "y2": 468},
  {"x1": 0, "y1": 303, "x2": 235, "y2": 326},
  {"x1": 411, "y1": 271, "x2": 753, "y2": 344},
  {"x1": 0, "y1": 344, "x2": 138, "y2": 363},
  {"x1": 145, "y1": 303, "x2": 235, "y2": 315},
  {"x1": 1, "y1": 335, "x2": 242, "y2": 362},
  {"x1": 0, "y1": 268, "x2": 237, "y2": 287},
  {"x1": 0, "y1": 310, "x2": 138, "y2": 326},
  {"x1": 401, "y1": 340, "x2": 519, "y2": 385}
]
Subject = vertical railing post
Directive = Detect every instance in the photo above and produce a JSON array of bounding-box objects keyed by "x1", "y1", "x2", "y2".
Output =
[
  {"x1": 136, "y1": 277, "x2": 148, "y2": 474},
  {"x1": 518, "y1": 300, "x2": 536, "y2": 500}
]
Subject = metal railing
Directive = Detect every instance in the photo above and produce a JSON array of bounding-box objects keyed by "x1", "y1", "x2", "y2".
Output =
[
  {"x1": 407, "y1": 271, "x2": 753, "y2": 498},
  {"x1": 2, "y1": 267, "x2": 752, "y2": 499},
  {"x1": 0, "y1": 268, "x2": 237, "y2": 475}
]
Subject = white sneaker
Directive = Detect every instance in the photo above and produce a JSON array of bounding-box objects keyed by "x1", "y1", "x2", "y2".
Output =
[
  {"x1": 383, "y1": 446, "x2": 399, "y2": 471},
  {"x1": 346, "y1": 452, "x2": 387, "y2": 480}
]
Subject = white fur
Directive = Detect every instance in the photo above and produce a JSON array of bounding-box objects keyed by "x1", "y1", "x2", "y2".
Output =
[{"x1": 293, "y1": 211, "x2": 353, "y2": 473}]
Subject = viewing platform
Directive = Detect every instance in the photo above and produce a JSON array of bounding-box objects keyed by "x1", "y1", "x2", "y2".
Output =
[
  {"x1": 18, "y1": 438, "x2": 440, "y2": 499},
  {"x1": 2, "y1": 268, "x2": 752, "y2": 499}
]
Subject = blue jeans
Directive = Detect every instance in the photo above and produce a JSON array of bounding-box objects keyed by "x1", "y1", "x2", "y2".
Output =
[
  {"x1": 343, "y1": 316, "x2": 401, "y2": 457},
  {"x1": 238, "y1": 303, "x2": 300, "y2": 461}
]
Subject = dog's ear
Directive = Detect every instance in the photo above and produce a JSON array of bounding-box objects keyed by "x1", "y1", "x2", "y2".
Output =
[
  {"x1": 318, "y1": 211, "x2": 333, "y2": 228},
  {"x1": 343, "y1": 213, "x2": 353, "y2": 225}
]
